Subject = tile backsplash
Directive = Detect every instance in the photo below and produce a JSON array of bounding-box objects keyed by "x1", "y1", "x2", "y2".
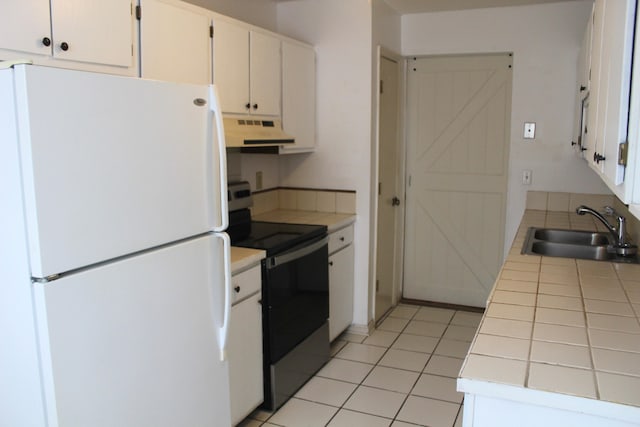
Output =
[
  {"x1": 251, "y1": 188, "x2": 356, "y2": 216},
  {"x1": 526, "y1": 191, "x2": 640, "y2": 246}
]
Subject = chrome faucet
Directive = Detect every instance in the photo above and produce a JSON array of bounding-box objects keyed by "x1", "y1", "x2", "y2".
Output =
[{"x1": 576, "y1": 205, "x2": 637, "y2": 256}]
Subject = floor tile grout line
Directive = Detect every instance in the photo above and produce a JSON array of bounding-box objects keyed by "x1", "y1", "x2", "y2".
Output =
[
  {"x1": 254, "y1": 304, "x2": 477, "y2": 427},
  {"x1": 389, "y1": 307, "x2": 464, "y2": 425}
]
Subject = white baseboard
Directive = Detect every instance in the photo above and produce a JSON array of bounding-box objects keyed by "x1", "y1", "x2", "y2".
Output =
[{"x1": 346, "y1": 321, "x2": 374, "y2": 336}]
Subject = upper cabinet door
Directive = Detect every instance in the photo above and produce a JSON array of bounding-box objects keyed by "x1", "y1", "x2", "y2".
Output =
[
  {"x1": 213, "y1": 19, "x2": 250, "y2": 114},
  {"x1": 0, "y1": 0, "x2": 52, "y2": 55},
  {"x1": 140, "y1": 0, "x2": 212, "y2": 85},
  {"x1": 589, "y1": 0, "x2": 635, "y2": 191},
  {"x1": 250, "y1": 31, "x2": 281, "y2": 116},
  {"x1": 281, "y1": 40, "x2": 316, "y2": 152},
  {"x1": 50, "y1": 0, "x2": 133, "y2": 67}
]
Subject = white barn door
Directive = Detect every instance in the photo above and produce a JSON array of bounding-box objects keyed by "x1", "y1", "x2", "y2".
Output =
[{"x1": 404, "y1": 54, "x2": 512, "y2": 308}]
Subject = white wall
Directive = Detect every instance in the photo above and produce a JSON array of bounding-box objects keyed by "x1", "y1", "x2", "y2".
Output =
[
  {"x1": 402, "y1": 1, "x2": 611, "y2": 253},
  {"x1": 182, "y1": 0, "x2": 278, "y2": 31},
  {"x1": 276, "y1": 0, "x2": 374, "y2": 328}
]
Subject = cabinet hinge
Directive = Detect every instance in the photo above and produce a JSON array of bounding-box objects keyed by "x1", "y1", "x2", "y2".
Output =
[
  {"x1": 378, "y1": 182, "x2": 382, "y2": 195},
  {"x1": 210, "y1": 25, "x2": 214, "y2": 38},
  {"x1": 380, "y1": 80, "x2": 384, "y2": 94},
  {"x1": 619, "y1": 141, "x2": 629, "y2": 167},
  {"x1": 376, "y1": 279, "x2": 380, "y2": 292},
  {"x1": 135, "y1": 5, "x2": 141, "y2": 20}
]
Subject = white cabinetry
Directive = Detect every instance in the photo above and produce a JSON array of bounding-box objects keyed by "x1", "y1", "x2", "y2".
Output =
[
  {"x1": 0, "y1": 0, "x2": 135, "y2": 74},
  {"x1": 584, "y1": 0, "x2": 636, "y2": 200},
  {"x1": 573, "y1": 6, "x2": 592, "y2": 155},
  {"x1": 228, "y1": 264, "x2": 263, "y2": 426},
  {"x1": 280, "y1": 39, "x2": 316, "y2": 153},
  {"x1": 328, "y1": 225, "x2": 355, "y2": 341},
  {"x1": 212, "y1": 18, "x2": 280, "y2": 116},
  {"x1": 139, "y1": 0, "x2": 211, "y2": 85}
]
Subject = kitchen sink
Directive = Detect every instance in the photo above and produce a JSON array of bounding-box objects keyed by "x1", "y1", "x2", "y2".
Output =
[
  {"x1": 522, "y1": 227, "x2": 639, "y2": 264},
  {"x1": 531, "y1": 228, "x2": 611, "y2": 246}
]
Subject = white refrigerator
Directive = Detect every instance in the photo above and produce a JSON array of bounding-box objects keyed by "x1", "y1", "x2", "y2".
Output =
[{"x1": 0, "y1": 64, "x2": 232, "y2": 427}]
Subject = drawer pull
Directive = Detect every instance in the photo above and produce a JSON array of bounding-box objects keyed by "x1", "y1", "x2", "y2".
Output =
[
  {"x1": 339, "y1": 237, "x2": 345, "y2": 241},
  {"x1": 234, "y1": 286, "x2": 240, "y2": 293}
]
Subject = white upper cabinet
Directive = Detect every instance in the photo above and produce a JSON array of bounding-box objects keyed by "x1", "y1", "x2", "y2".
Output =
[
  {"x1": 573, "y1": 6, "x2": 592, "y2": 155},
  {"x1": 280, "y1": 40, "x2": 316, "y2": 153},
  {"x1": 249, "y1": 31, "x2": 281, "y2": 116},
  {"x1": 0, "y1": 0, "x2": 134, "y2": 71},
  {"x1": 213, "y1": 18, "x2": 281, "y2": 116},
  {"x1": 212, "y1": 19, "x2": 249, "y2": 114},
  {"x1": 586, "y1": 0, "x2": 635, "y2": 200},
  {"x1": 0, "y1": 0, "x2": 52, "y2": 56},
  {"x1": 139, "y1": 0, "x2": 212, "y2": 85}
]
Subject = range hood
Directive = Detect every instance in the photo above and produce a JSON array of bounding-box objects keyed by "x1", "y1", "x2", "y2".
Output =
[{"x1": 224, "y1": 117, "x2": 295, "y2": 147}]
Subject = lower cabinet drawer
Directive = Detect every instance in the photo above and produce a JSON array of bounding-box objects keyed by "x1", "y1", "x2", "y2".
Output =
[
  {"x1": 328, "y1": 224, "x2": 354, "y2": 254},
  {"x1": 232, "y1": 265, "x2": 261, "y2": 305}
]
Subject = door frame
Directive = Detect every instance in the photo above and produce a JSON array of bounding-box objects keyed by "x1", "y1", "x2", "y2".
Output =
[{"x1": 371, "y1": 46, "x2": 406, "y2": 322}]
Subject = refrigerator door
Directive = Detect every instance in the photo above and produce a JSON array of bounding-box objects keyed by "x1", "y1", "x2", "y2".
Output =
[
  {"x1": 11, "y1": 65, "x2": 226, "y2": 278},
  {"x1": 32, "y1": 234, "x2": 231, "y2": 427}
]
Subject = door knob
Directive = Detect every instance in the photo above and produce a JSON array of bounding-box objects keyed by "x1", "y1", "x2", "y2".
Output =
[{"x1": 392, "y1": 197, "x2": 400, "y2": 206}]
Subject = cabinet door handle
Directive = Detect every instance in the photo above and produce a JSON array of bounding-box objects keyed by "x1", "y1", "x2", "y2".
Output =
[
  {"x1": 252, "y1": 103, "x2": 258, "y2": 110},
  {"x1": 594, "y1": 152, "x2": 606, "y2": 164},
  {"x1": 42, "y1": 37, "x2": 51, "y2": 47},
  {"x1": 392, "y1": 196, "x2": 401, "y2": 206},
  {"x1": 339, "y1": 237, "x2": 345, "y2": 242},
  {"x1": 234, "y1": 286, "x2": 240, "y2": 293},
  {"x1": 60, "y1": 42, "x2": 69, "y2": 51},
  {"x1": 245, "y1": 103, "x2": 251, "y2": 109},
  {"x1": 329, "y1": 261, "x2": 334, "y2": 266}
]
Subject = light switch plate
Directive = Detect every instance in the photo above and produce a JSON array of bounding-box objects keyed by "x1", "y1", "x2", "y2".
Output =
[{"x1": 524, "y1": 122, "x2": 536, "y2": 139}]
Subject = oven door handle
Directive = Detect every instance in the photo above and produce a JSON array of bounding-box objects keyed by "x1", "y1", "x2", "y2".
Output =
[{"x1": 266, "y1": 236, "x2": 329, "y2": 269}]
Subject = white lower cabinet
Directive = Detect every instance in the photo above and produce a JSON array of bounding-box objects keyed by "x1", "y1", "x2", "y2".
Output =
[
  {"x1": 328, "y1": 225, "x2": 355, "y2": 341},
  {"x1": 228, "y1": 265, "x2": 263, "y2": 426}
]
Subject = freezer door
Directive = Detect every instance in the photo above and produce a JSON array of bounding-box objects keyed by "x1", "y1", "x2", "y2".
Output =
[
  {"x1": 12, "y1": 65, "x2": 226, "y2": 278},
  {"x1": 32, "y1": 234, "x2": 231, "y2": 427}
]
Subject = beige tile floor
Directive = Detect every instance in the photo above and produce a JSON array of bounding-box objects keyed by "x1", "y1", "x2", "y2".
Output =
[{"x1": 239, "y1": 304, "x2": 483, "y2": 427}]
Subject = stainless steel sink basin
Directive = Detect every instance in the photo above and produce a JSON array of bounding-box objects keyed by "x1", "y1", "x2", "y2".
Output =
[
  {"x1": 522, "y1": 227, "x2": 639, "y2": 264},
  {"x1": 531, "y1": 228, "x2": 611, "y2": 246}
]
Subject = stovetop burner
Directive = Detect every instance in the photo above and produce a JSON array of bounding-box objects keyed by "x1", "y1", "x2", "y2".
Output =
[{"x1": 231, "y1": 221, "x2": 327, "y2": 256}]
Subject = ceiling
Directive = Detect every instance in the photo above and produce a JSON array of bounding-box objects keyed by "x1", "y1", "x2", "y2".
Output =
[{"x1": 273, "y1": 0, "x2": 590, "y2": 15}]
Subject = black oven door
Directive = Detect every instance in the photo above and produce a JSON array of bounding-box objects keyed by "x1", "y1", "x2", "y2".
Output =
[{"x1": 263, "y1": 235, "x2": 329, "y2": 364}]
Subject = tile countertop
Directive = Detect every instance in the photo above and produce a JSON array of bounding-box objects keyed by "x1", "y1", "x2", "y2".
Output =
[
  {"x1": 252, "y1": 209, "x2": 356, "y2": 233},
  {"x1": 458, "y1": 209, "x2": 640, "y2": 422},
  {"x1": 230, "y1": 247, "x2": 265, "y2": 274}
]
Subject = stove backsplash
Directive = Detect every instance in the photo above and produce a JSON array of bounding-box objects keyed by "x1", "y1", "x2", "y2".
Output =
[{"x1": 251, "y1": 188, "x2": 356, "y2": 216}]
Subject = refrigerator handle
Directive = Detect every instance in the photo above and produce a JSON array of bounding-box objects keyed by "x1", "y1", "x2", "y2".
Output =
[
  {"x1": 209, "y1": 85, "x2": 228, "y2": 232},
  {"x1": 218, "y1": 232, "x2": 232, "y2": 362}
]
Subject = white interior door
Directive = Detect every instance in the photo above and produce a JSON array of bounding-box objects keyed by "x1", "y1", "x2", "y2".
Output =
[
  {"x1": 14, "y1": 65, "x2": 215, "y2": 277},
  {"x1": 375, "y1": 54, "x2": 401, "y2": 322},
  {"x1": 404, "y1": 54, "x2": 512, "y2": 308},
  {"x1": 33, "y1": 234, "x2": 231, "y2": 427}
]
